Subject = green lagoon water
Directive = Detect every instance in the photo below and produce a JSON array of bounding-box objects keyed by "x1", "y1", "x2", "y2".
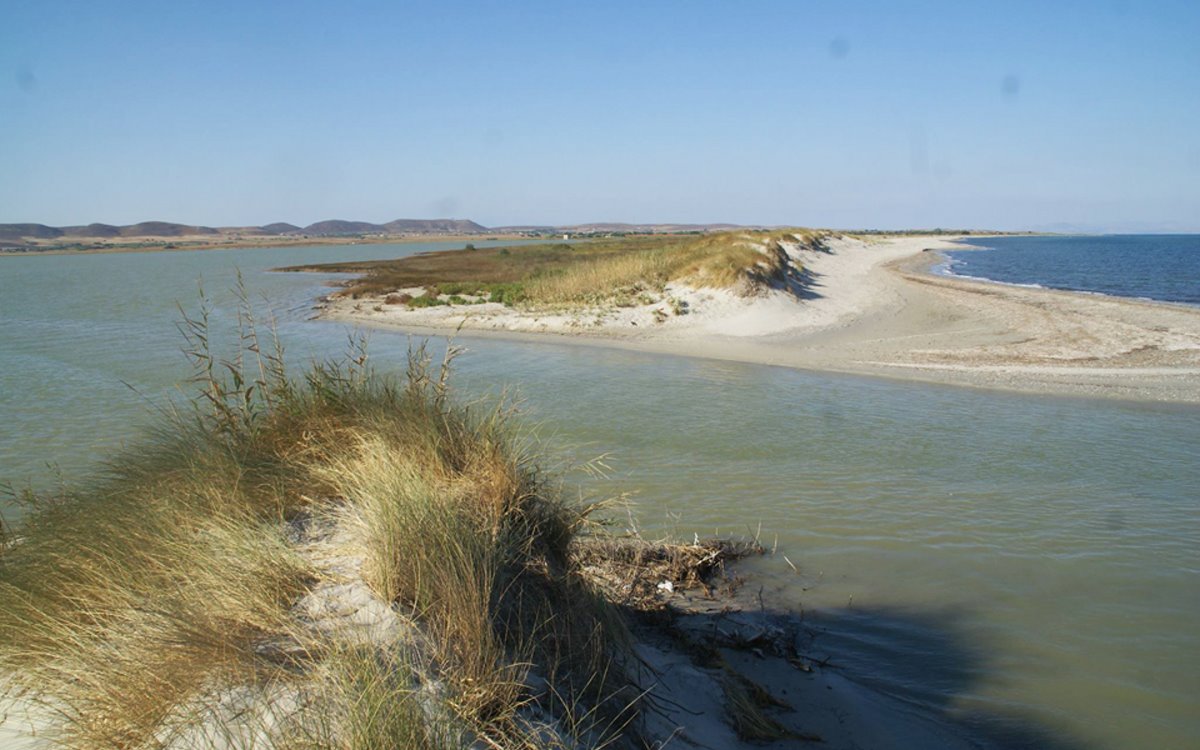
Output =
[{"x1": 1, "y1": 243, "x2": 1198, "y2": 749}]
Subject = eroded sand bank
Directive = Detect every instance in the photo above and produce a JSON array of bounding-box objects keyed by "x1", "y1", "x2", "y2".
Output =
[{"x1": 318, "y1": 236, "x2": 1200, "y2": 403}]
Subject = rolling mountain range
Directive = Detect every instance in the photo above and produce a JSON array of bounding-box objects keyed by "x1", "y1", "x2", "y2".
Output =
[
  {"x1": 0, "y1": 218, "x2": 747, "y2": 244},
  {"x1": 0, "y1": 218, "x2": 489, "y2": 242}
]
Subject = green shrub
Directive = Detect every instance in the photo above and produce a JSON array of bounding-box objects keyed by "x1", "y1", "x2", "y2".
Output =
[
  {"x1": 487, "y1": 283, "x2": 527, "y2": 305},
  {"x1": 407, "y1": 295, "x2": 449, "y2": 308}
]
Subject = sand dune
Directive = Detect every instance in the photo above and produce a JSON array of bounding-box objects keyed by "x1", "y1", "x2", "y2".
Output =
[{"x1": 322, "y1": 236, "x2": 1200, "y2": 404}]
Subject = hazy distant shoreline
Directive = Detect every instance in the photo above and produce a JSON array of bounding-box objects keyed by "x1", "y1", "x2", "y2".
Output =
[
  {"x1": 0, "y1": 217, "x2": 1025, "y2": 255},
  {"x1": 0, "y1": 232, "x2": 530, "y2": 256}
]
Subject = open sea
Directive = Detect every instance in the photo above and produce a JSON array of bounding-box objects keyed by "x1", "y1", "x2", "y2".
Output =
[
  {"x1": 1, "y1": 239, "x2": 1198, "y2": 749},
  {"x1": 943, "y1": 234, "x2": 1200, "y2": 305}
]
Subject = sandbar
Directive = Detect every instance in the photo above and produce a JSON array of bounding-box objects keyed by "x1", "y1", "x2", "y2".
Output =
[{"x1": 316, "y1": 236, "x2": 1200, "y2": 404}]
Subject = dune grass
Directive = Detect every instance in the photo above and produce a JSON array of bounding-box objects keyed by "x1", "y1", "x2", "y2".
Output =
[
  {"x1": 0, "y1": 291, "x2": 638, "y2": 748},
  {"x1": 281, "y1": 229, "x2": 827, "y2": 309},
  {"x1": 524, "y1": 229, "x2": 824, "y2": 305}
]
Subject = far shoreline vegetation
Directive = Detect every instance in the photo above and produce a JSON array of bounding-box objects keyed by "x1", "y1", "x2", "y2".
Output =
[
  {"x1": 0, "y1": 217, "x2": 1033, "y2": 255},
  {"x1": 280, "y1": 231, "x2": 834, "y2": 309}
]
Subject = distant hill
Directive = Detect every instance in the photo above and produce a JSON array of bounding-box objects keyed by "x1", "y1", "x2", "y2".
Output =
[
  {"x1": 64, "y1": 223, "x2": 121, "y2": 237},
  {"x1": 0, "y1": 223, "x2": 62, "y2": 240},
  {"x1": 0, "y1": 218, "x2": 491, "y2": 243},
  {"x1": 0, "y1": 217, "x2": 753, "y2": 246},
  {"x1": 120, "y1": 222, "x2": 219, "y2": 237},
  {"x1": 0, "y1": 222, "x2": 220, "y2": 240},
  {"x1": 259, "y1": 222, "x2": 302, "y2": 235},
  {"x1": 302, "y1": 220, "x2": 384, "y2": 235},
  {"x1": 301, "y1": 218, "x2": 488, "y2": 235},
  {"x1": 383, "y1": 218, "x2": 487, "y2": 234},
  {"x1": 491, "y1": 225, "x2": 557, "y2": 233}
]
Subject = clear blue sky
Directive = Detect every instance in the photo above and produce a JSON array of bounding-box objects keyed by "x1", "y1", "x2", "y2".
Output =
[{"x1": 2, "y1": 0, "x2": 1198, "y2": 231}]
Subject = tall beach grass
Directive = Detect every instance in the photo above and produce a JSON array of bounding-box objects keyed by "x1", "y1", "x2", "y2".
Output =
[
  {"x1": 0, "y1": 290, "x2": 639, "y2": 749},
  {"x1": 524, "y1": 229, "x2": 823, "y2": 305}
]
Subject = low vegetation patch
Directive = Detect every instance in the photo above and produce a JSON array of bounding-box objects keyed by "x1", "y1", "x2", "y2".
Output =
[{"x1": 282, "y1": 229, "x2": 828, "y2": 310}]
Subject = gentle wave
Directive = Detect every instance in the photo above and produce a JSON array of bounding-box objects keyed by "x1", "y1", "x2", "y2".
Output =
[{"x1": 941, "y1": 234, "x2": 1200, "y2": 306}]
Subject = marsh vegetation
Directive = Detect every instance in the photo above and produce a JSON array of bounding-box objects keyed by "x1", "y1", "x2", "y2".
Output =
[{"x1": 282, "y1": 229, "x2": 828, "y2": 310}]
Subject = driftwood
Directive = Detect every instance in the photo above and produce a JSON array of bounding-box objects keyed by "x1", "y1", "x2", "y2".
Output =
[{"x1": 571, "y1": 536, "x2": 763, "y2": 610}]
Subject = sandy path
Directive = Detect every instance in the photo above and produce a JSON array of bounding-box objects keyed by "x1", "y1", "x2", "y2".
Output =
[{"x1": 319, "y1": 236, "x2": 1200, "y2": 404}]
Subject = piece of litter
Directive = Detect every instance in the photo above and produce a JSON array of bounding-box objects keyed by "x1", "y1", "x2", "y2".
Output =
[{"x1": 656, "y1": 580, "x2": 674, "y2": 593}]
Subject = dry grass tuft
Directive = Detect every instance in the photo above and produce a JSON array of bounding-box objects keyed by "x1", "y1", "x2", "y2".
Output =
[
  {"x1": 0, "y1": 287, "x2": 651, "y2": 749},
  {"x1": 720, "y1": 669, "x2": 792, "y2": 742},
  {"x1": 505, "y1": 230, "x2": 823, "y2": 306}
]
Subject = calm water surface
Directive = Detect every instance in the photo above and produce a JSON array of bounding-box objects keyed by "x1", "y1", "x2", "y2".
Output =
[
  {"x1": 1, "y1": 243, "x2": 1197, "y2": 749},
  {"x1": 944, "y1": 234, "x2": 1200, "y2": 305}
]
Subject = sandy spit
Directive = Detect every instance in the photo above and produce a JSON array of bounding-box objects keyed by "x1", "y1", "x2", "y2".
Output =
[{"x1": 316, "y1": 236, "x2": 1200, "y2": 404}]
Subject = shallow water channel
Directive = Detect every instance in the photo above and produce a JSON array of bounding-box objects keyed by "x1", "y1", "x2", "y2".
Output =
[{"x1": 1, "y1": 242, "x2": 1197, "y2": 749}]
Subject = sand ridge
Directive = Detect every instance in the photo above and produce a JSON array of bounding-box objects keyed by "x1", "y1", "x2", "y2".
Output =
[{"x1": 318, "y1": 236, "x2": 1200, "y2": 404}]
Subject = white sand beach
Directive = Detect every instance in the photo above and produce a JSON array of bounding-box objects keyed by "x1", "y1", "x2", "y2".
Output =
[{"x1": 320, "y1": 236, "x2": 1200, "y2": 403}]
